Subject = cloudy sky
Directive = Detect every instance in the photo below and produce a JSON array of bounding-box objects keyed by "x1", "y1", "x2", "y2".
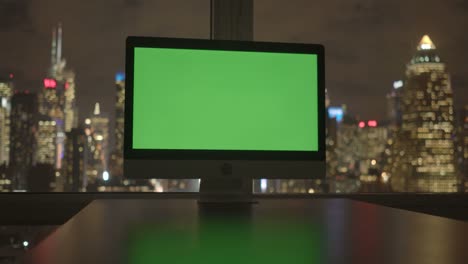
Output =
[{"x1": 1, "y1": 0, "x2": 468, "y2": 123}]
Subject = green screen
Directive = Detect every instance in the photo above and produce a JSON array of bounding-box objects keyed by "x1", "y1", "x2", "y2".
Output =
[{"x1": 133, "y1": 47, "x2": 318, "y2": 151}]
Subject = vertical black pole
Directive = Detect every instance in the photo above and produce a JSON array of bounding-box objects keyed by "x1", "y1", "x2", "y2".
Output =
[
  {"x1": 200, "y1": 0, "x2": 254, "y2": 201},
  {"x1": 211, "y1": 0, "x2": 253, "y2": 41}
]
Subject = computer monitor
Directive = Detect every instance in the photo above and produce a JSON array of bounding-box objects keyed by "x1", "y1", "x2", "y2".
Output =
[{"x1": 124, "y1": 37, "x2": 325, "y2": 180}]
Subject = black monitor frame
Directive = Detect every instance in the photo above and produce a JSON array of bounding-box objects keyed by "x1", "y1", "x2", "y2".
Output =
[{"x1": 125, "y1": 36, "x2": 325, "y2": 162}]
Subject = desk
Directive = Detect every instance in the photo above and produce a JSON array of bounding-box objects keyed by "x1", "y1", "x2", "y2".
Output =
[{"x1": 26, "y1": 198, "x2": 468, "y2": 264}]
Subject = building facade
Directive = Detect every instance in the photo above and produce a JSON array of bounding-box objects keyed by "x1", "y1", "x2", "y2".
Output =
[
  {"x1": 39, "y1": 24, "x2": 77, "y2": 169},
  {"x1": 64, "y1": 128, "x2": 87, "y2": 191},
  {"x1": 390, "y1": 35, "x2": 458, "y2": 192},
  {"x1": 10, "y1": 92, "x2": 37, "y2": 190},
  {"x1": 115, "y1": 73, "x2": 125, "y2": 154},
  {"x1": 109, "y1": 73, "x2": 125, "y2": 179},
  {"x1": 35, "y1": 115, "x2": 57, "y2": 165},
  {"x1": 0, "y1": 76, "x2": 13, "y2": 165},
  {"x1": 336, "y1": 120, "x2": 388, "y2": 177},
  {"x1": 87, "y1": 103, "x2": 109, "y2": 175}
]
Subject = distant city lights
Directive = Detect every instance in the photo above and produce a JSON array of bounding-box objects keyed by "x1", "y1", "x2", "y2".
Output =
[
  {"x1": 115, "y1": 72, "x2": 125, "y2": 82},
  {"x1": 393, "y1": 80, "x2": 403, "y2": 89},
  {"x1": 420, "y1": 43, "x2": 432, "y2": 50},
  {"x1": 358, "y1": 120, "x2": 378, "y2": 128},
  {"x1": 0, "y1": 30, "x2": 462, "y2": 195},
  {"x1": 260, "y1": 179, "x2": 267, "y2": 192},
  {"x1": 102, "y1": 171, "x2": 109, "y2": 181},
  {"x1": 381, "y1": 172, "x2": 390, "y2": 183},
  {"x1": 368, "y1": 120, "x2": 378, "y2": 127},
  {"x1": 328, "y1": 107, "x2": 344, "y2": 122},
  {"x1": 23, "y1": 241, "x2": 29, "y2": 247},
  {"x1": 43, "y1": 78, "x2": 57, "y2": 89}
]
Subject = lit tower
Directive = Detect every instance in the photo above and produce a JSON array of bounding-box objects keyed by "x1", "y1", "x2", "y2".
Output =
[
  {"x1": 0, "y1": 74, "x2": 13, "y2": 165},
  {"x1": 39, "y1": 23, "x2": 78, "y2": 169},
  {"x1": 90, "y1": 103, "x2": 109, "y2": 165},
  {"x1": 390, "y1": 35, "x2": 458, "y2": 192},
  {"x1": 84, "y1": 103, "x2": 109, "y2": 186}
]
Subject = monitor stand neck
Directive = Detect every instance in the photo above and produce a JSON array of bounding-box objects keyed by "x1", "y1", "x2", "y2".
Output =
[{"x1": 198, "y1": 173, "x2": 255, "y2": 204}]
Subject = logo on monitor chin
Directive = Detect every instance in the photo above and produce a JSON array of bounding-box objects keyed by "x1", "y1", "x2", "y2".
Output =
[{"x1": 221, "y1": 163, "x2": 233, "y2": 176}]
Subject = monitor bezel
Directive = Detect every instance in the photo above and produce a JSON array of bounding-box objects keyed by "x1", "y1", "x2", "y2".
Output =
[{"x1": 125, "y1": 36, "x2": 325, "y2": 161}]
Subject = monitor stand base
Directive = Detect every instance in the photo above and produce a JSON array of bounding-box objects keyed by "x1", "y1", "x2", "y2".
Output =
[{"x1": 198, "y1": 176, "x2": 256, "y2": 204}]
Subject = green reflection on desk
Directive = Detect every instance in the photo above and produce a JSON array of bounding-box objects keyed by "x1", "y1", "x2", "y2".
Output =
[{"x1": 128, "y1": 219, "x2": 322, "y2": 264}]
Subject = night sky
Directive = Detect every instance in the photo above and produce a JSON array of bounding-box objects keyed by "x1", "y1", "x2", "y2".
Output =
[{"x1": 1, "y1": 0, "x2": 468, "y2": 123}]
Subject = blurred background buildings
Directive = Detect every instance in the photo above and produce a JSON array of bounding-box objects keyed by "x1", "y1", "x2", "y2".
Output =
[{"x1": 0, "y1": 25, "x2": 466, "y2": 194}]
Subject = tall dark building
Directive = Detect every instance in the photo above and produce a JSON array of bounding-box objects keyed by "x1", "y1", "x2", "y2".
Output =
[
  {"x1": 109, "y1": 73, "x2": 125, "y2": 179},
  {"x1": 456, "y1": 106, "x2": 468, "y2": 192},
  {"x1": 64, "y1": 128, "x2": 87, "y2": 191},
  {"x1": 115, "y1": 73, "x2": 125, "y2": 154},
  {"x1": 0, "y1": 74, "x2": 13, "y2": 166},
  {"x1": 81, "y1": 104, "x2": 109, "y2": 188},
  {"x1": 386, "y1": 80, "x2": 403, "y2": 127},
  {"x1": 390, "y1": 35, "x2": 458, "y2": 192},
  {"x1": 10, "y1": 91, "x2": 37, "y2": 190}
]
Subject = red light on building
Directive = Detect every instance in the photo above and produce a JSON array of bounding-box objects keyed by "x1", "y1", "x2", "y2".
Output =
[
  {"x1": 43, "y1": 78, "x2": 57, "y2": 89},
  {"x1": 358, "y1": 121, "x2": 365, "y2": 128},
  {"x1": 65, "y1": 82, "x2": 70, "y2": 89},
  {"x1": 368, "y1": 120, "x2": 378, "y2": 127},
  {"x1": 9, "y1": 73, "x2": 14, "y2": 79}
]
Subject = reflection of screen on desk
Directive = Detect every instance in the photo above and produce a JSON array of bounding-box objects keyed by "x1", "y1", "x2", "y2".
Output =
[{"x1": 133, "y1": 48, "x2": 318, "y2": 151}]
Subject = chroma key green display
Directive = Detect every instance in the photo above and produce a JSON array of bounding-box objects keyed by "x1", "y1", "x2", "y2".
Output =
[{"x1": 132, "y1": 47, "x2": 318, "y2": 151}]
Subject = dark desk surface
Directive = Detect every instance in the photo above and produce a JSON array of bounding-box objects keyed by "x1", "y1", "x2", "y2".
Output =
[{"x1": 25, "y1": 198, "x2": 468, "y2": 264}]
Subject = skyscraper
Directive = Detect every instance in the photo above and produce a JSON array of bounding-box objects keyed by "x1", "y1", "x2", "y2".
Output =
[
  {"x1": 77, "y1": 103, "x2": 110, "y2": 189},
  {"x1": 109, "y1": 73, "x2": 125, "y2": 178},
  {"x1": 390, "y1": 35, "x2": 458, "y2": 192},
  {"x1": 10, "y1": 91, "x2": 37, "y2": 190},
  {"x1": 64, "y1": 128, "x2": 87, "y2": 191},
  {"x1": 0, "y1": 75, "x2": 13, "y2": 165},
  {"x1": 115, "y1": 73, "x2": 125, "y2": 154},
  {"x1": 39, "y1": 24, "x2": 77, "y2": 169},
  {"x1": 455, "y1": 106, "x2": 468, "y2": 192},
  {"x1": 89, "y1": 103, "x2": 109, "y2": 170}
]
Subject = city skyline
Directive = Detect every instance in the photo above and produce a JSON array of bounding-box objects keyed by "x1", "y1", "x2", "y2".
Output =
[
  {"x1": 0, "y1": 1, "x2": 468, "y2": 193},
  {"x1": 1, "y1": 2, "x2": 468, "y2": 260},
  {"x1": 1, "y1": 0, "x2": 468, "y2": 121},
  {"x1": 0, "y1": 32, "x2": 466, "y2": 192}
]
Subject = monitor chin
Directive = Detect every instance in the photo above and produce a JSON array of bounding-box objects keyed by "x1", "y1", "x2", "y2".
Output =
[{"x1": 124, "y1": 159, "x2": 325, "y2": 179}]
